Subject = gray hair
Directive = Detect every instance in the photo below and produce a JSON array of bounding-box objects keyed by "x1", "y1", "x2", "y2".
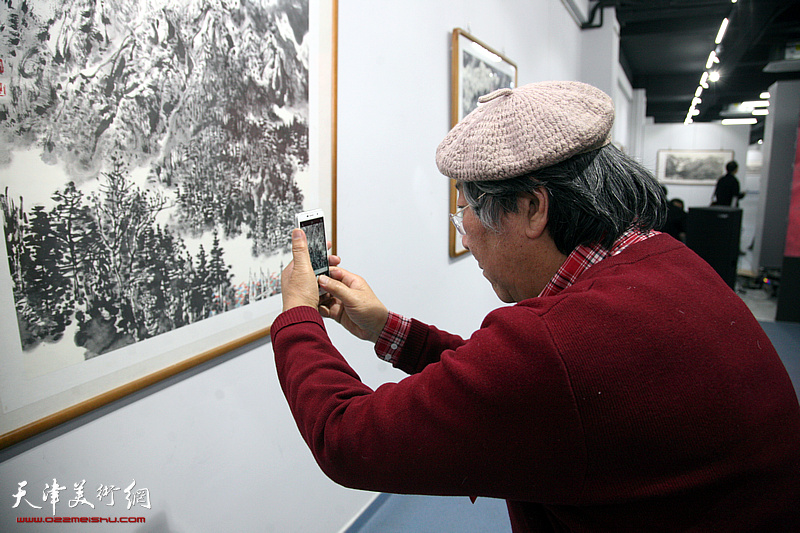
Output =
[{"x1": 460, "y1": 144, "x2": 667, "y2": 255}]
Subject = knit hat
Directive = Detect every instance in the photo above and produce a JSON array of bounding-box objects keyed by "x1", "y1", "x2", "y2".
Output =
[{"x1": 436, "y1": 81, "x2": 614, "y2": 181}]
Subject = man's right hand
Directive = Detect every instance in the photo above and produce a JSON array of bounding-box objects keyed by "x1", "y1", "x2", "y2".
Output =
[{"x1": 318, "y1": 267, "x2": 389, "y2": 343}]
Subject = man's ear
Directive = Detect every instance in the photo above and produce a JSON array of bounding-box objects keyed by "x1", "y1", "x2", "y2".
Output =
[{"x1": 523, "y1": 188, "x2": 549, "y2": 239}]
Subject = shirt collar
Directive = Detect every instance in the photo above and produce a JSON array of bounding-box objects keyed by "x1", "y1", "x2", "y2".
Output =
[{"x1": 538, "y1": 228, "x2": 660, "y2": 298}]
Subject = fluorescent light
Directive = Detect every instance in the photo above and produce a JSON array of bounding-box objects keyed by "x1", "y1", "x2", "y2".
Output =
[
  {"x1": 706, "y1": 51, "x2": 717, "y2": 69},
  {"x1": 721, "y1": 118, "x2": 757, "y2": 125},
  {"x1": 741, "y1": 100, "x2": 770, "y2": 109},
  {"x1": 752, "y1": 109, "x2": 769, "y2": 116},
  {"x1": 695, "y1": 86, "x2": 704, "y2": 97},
  {"x1": 760, "y1": 92, "x2": 770, "y2": 99},
  {"x1": 715, "y1": 19, "x2": 729, "y2": 44}
]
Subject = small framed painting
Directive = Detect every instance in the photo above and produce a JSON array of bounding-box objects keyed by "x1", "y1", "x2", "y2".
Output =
[
  {"x1": 656, "y1": 149, "x2": 735, "y2": 184},
  {"x1": 448, "y1": 28, "x2": 517, "y2": 257}
]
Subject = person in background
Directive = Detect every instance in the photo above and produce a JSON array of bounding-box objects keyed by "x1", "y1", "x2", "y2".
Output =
[
  {"x1": 712, "y1": 160, "x2": 745, "y2": 206},
  {"x1": 273, "y1": 81, "x2": 800, "y2": 532},
  {"x1": 663, "y1": 196, "x2": 688, "y2": 242}
]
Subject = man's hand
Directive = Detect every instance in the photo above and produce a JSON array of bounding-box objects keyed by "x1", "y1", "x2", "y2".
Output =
[
  {"x1": 318, "y1": 267, "x2": 389, "y2": 343},
  {"x1": 281, "y1": 229, "x2": 321, "y2": 312}
]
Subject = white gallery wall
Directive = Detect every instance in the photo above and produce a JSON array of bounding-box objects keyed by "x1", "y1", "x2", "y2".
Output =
[{"x1": 0, "y1": 1, "x2": 616, "y2": 532}]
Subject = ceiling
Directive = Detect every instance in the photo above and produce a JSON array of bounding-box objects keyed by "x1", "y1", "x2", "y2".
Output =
[{"x1": 591, "y1": 0, "x2": 800, "y2": 142}]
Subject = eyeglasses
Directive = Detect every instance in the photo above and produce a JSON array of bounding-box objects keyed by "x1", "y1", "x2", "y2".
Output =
[{"x1": 449, "y1": 193, "x2": 486, "y2": 236}]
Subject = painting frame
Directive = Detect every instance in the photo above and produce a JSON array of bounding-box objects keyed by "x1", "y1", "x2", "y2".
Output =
[
  {"x1": 656, "y1": 149, "x2": 734, "y2": 185},
  {"x1": 448, "y1": 28, "x2": 517, "y2": 257},
  {"x1": 0, "y1": 0, "x2": 338, "y2": 450}
]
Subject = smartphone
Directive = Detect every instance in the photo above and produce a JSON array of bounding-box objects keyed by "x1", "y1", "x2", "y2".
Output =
[{"x1": 295, "y1": 209, "x2": 330, "y2": 280}]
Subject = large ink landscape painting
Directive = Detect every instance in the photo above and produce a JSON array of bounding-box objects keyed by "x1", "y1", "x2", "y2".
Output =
[{"x1": 1, "y1": 0, "x2": 312, "y2": 359}]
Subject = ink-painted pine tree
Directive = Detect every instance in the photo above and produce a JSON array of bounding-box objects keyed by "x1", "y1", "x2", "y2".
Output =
[
  {"x1": 130, "y1": 226, "x2": 162, "y2": 338},
  {"x1": 18, "y1": 206, "x2": 72, "y2": 348},
  {"x1": 83, "y1": 161, "x2": 166, "y2": 348},
  {"x1": 1, "y1": 188, "x2": 26, "y2": 295},
  {"x1": 154, "y1": 226, "x2": 193, "y2": 330},
  {"x1": 130, "y1": 225, "x2": 193, "y2": 337},
  {"x1": 51, "y1": 181, "x2": 97, "y2": 305},
  {"x1": 190, "y1": 244, "x2": 211, "y2": 321},
  {"x1": 208, "y1": 229, "x2": 233, "y2": 313}
]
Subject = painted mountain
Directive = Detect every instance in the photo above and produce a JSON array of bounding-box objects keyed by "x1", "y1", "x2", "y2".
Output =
[{"x1": 1, "y1": 0, "x2": 310, "y2": 356}]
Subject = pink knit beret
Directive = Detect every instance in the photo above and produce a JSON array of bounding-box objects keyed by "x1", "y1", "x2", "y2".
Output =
[{"x1": 436, "y1": 81, "x2": 614, "y2": 181}]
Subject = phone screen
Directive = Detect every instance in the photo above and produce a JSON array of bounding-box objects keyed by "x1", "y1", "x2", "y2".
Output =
[{"x1": 300, "y1": 217, "x2": 329, "y2": 276}]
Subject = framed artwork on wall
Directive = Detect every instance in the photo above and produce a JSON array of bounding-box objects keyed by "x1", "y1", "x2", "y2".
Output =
[
  {"x1": 0, "y1": 0, "x2": 338, "y2": 449},
  {"x1": 656, "y1": 149, "x2": 734, "y2": 185},
  {"x1": 448, "y1": 28, "x2": 517, "y2": 257}
]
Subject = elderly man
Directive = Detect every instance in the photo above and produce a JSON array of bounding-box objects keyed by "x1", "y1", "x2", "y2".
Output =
[{"x1": 272, "y1": 81, "x2": 800, "y2": 532}]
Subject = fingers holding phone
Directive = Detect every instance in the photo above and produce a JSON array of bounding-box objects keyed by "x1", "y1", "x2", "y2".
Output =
[
  {"x1": 287, "y1": 209, "x2": 387, "y2": 341},
  {"x1": 318, "y1": 267, "x2": 388, "y2": 343},
  {"x1": 281, "y1": 209, "x2": 332, "y2": 311}
]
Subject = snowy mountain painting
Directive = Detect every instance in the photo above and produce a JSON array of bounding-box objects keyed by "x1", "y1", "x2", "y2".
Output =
[{"x1": 0, "y1": 0, "x2": 312, "y2": 359}]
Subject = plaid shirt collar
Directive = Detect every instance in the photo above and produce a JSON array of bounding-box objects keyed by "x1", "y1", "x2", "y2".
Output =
[
  {"x1": 538, "y1": 228, "x2": 659, "y2": 298},
  {"x1": 375, "y1": 228, "x2": 660, "y2": 365}
]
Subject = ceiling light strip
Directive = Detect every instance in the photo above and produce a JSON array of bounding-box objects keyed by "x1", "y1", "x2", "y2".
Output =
[
  {"x1": 721, "y1": 118, "x2": 757, "y2": 125},
  {"x1": 685, "y1": 3, "x2": 758, "y2": 125},
  {"x1": 715, "y1": 18, "x2": 729, "y2": 45}
]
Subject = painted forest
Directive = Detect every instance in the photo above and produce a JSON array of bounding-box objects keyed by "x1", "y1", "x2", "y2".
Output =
[{"x1": 0, "y1": 0, "x2": 311, "y2": 357}]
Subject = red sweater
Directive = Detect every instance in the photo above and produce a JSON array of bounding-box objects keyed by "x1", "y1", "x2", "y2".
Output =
[{"x1": 271, "y1": 235, "x2": 800, "y2": 532}]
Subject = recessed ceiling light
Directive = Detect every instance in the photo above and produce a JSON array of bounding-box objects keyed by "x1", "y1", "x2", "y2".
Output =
[{"x1": 721, "y1": 118, "x2": 757, "y2": 125}]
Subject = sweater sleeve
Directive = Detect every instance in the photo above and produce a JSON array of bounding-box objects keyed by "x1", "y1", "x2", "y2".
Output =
[
  {"x1": 390, "y1": 318, "x2": 468, "y2": 374},
  {"x1": 271, "y1": 305, "x2": 586, "y2": 503}
]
